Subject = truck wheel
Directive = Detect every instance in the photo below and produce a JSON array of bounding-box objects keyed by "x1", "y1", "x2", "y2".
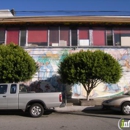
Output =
[
  {"x1": 29, "y1": 103, "x2": 44, "y2": 117},
  {"x1": 121, "y1": 102, "x2": 130, "y2": 115}
]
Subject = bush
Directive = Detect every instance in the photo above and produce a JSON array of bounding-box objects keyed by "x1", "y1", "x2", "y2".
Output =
[{"x1": 0, "y1": 43, "x2": 37, "y2": 83}]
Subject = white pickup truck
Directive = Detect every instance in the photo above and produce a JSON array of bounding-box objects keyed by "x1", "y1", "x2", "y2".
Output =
[{"x1": 0, "y1": 83, "x2": 63, "y2": 117}]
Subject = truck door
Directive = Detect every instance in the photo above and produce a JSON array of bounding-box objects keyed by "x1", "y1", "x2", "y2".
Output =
[
  {"x1": 7, "y1": 84, "x2": 18, "y2": 109},
  {"x1": 0, "y1": 84, "x2": 8, "y2": 109}
]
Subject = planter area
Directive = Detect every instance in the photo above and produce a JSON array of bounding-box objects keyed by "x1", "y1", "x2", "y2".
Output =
[
  {"x1": 66, "y1": 98, "x2": 107, "y2": 106},
  {"x1": 80, "y1": 99, "x2": 96, "y2": 106}
]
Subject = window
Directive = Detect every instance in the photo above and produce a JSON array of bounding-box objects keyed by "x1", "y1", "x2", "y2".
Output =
[
  {"x1": 20, "y1": 30, "x2": 26, "y2": 46},
  {"x1": 106, "y1": 30, "x2": 113, "y2": 46},
  {"x1": 71, "y1": 29, "x2": 77, "y2": 46},
  {"x1": 0, "y1": 85, "x2": 7, "y2": 94},
  {"x1": 28, "y1": 27, "x2": 48, "y2": 46},
  {"x1": 49, "y1": 27, "x2": 59, "y2": 46},
  {"x1": 60, "y1": 27, "x2": 70, "y2": 46},
  {"x1": 78, "y1": 27, "x2": 89, "y2": 46},
  {"x1": 114, "y1": 28, "x2": 130, "y2": 46},
  {"x1": 10, "y1": 84, "x2": 17, "y2": 94},
  {"x1": 92, "y1": 28, "x2": 106, "y2": 46},
  {"x1": 0, "y1": 29, "x2": 5, "y2": 44},
  {"x1": 19, "y1": 84, "x2": 27, "y2": 93},
  {"x1": 6, "y1": 29, "x2": 19, "y2": 45}
]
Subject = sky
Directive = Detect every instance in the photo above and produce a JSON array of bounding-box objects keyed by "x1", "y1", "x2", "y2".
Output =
[{"x1": 1, "y1": 0, "x2": 130, "y2": 16}]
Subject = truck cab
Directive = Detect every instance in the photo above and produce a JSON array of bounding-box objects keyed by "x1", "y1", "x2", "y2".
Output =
[
  {"x1": 0, "y1": 83, "x2": 63, "y2": 117},
  {"x1": 0, "y1": 83, "x2": 19, "y2": 109}
]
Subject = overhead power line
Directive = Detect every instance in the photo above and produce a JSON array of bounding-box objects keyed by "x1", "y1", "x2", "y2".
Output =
[
  {"x1": 14, "y1": 10, "x2": 130, "y2": 16},
  {"x1": 15, "y1": 10, "x2": 130, "y2": 13},
  {"x1": 2, "y1": 9, "x2": 130, "y2": 16}
]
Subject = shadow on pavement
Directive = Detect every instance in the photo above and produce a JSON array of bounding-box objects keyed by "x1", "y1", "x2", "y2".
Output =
[
  {"x1": 0, "y1": 109, "x2": 55, "y2": 117},
  {"x1": 0, "y1": 110, "x2": 26, "y2": 116},
  {"x1": 82, "y1": 106, "x2": 121, "y2": 115},
  {"x1": 55, "y1": 106, "x2": 130, "y2": 120}
]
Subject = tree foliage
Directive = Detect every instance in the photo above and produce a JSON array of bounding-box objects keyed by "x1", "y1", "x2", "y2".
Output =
[
  {"x1": 58, "y1": 50, "x2": 122, "y2": 100},
  {"x1": 0, "y1": 43, "x2": 37, "y2": 83}
]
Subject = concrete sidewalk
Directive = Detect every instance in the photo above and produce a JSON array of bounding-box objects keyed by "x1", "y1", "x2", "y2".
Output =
[
  {"x1": 54, "y1": 105, "x2": 102, "y2": 112},
  {"x1": 54, "y1": 98, "x2": 106, "y2": 112}
]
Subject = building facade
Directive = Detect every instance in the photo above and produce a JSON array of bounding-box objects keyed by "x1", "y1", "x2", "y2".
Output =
[
  {"x1": 1, "y1": 15, "x2": 130, "y2": 99},
  {"x1": 1, "y1": 16, "x2": 130, "y2": 47}
]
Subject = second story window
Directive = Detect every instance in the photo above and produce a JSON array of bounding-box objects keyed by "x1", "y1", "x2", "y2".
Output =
[
  {"x1": 92, "y1": 28, "x2": 106, "y2": 46},
  {"x1": 28, "y1": 27, "x2": 48, "y2": 46},
  {"x1": 49, "y1": 27, "x2": 59, "y2": 46},
  {"x1": 6, "y1": 28, "x2": 19, "y2": 45},
  {"x1": 60, "y1": 27, "x2": 70, "y2": 46},
  {"x1": 78, "y1": 27, "x2": 89, "y2": 46},
  {"x1": 20, "y1": 30, "x2": 26, "y2": 46},
  {"x1": 106, "y1": 30, "x2": 113, "y2": 46},
  {"x1": 71, "y1": 28, "x2": 77, "y2": 46},
  {"x1": 114, "y1": 28, "x2": 130, "y2": 46},
  {"x1": 0, "y1": 29, "x2": 5, "y2": 45}
]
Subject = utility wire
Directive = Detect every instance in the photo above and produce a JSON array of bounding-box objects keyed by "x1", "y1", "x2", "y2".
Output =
[
  {"x1": 14, "y1": 10, "x2": 130, "y2": 16},
  {"x1": 15, "y1": 10, "x2": 130, "y2": 13},
  {"x1": 2, "y1": 10, "x2": 130, "y2": 16}
]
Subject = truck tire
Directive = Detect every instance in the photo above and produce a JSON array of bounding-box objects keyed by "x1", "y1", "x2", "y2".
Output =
[
  {"x1": 29, "y1": 103, "x2": 44, "y2": 117},
  {"x1": 121, "y1": 102, "x2": 130, "y2": 115}
]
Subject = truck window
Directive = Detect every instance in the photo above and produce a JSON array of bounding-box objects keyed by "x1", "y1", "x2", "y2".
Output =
[
  {"x1": 10, "y1": 84, "x2": 17, "y2": 94},
  {"x1": 19, "y1": 84, "x2": 27, "y2": 93},
  {"x1": 0, "y1": 85, "x2": 7, "y2": 94}
]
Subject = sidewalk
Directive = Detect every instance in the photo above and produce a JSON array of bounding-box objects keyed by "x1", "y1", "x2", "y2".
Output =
[
  {"x1": 54, "y1": 105, "x2": 102, "y2": 112},
  {"x1": 54, "y1": 98, "x2": 107, "y2": 112}
]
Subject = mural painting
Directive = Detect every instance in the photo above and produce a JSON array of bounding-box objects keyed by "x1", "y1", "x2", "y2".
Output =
[{"x1": 24, "y1": 47, "x2": 130, "y2": 99}]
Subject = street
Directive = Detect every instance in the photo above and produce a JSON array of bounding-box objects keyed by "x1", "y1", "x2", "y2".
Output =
[{"x1": 0, "y1": 109, "x2": 129, "y2": 130}]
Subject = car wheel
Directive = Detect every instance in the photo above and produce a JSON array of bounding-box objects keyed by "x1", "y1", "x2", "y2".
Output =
[
  {"x1": 29, "y1": 103, "x2": 44, "y2": 117},
  {"x1": 121, "y1": 102, "x2": 130, "y2": 115}
]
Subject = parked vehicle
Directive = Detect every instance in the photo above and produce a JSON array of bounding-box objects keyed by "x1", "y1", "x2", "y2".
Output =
[
  {"x1": 102, "y1": 91, "x2": 130, "y2": 115},
  {"x1": 0, "y1": 83, "x2": 63, "y2": 117}
]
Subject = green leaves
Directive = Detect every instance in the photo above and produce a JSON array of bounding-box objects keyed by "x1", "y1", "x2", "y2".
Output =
[
  {"x1": 0, "y1": 43, "x2": 37, "y2": 83},
  {"x1": 58, "y1": 49, "x2": 122, "y2": 87},
  {"x1": 58, "y1": 49, "x2": 122, "y2": 100}
]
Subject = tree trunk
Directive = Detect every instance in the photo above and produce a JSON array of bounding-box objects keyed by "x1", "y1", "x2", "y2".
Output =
[
  {"x1": 86, "y1": 94, "x2": 89, "y2": 101},
  {"x1": 87, "y1": 89, "x2": 91, "y2": 101},
  {"x1": 86, "y1": 91, "x2": 90, "y2": 101},
  {"x1": 82, "y1": 83, "x2": 90, "y2": 101}
]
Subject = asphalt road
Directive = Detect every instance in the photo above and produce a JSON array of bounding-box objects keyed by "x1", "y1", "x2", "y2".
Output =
[{"x1": 0, "y1": 109, "x2": 129, "y2": 130}]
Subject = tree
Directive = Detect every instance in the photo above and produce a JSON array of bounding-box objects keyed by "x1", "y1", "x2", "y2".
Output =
[
  {"x1": 58, "y1": 50, "x2": 122, "y2": 100},
  {"x1": 0, "y1": 43, "x2": 37, "y2": 83}
]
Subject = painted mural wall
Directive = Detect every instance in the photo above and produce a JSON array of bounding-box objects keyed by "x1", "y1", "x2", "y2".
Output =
[{"x1": 25, "y1": 47, "x2": 130, "y2": 99}]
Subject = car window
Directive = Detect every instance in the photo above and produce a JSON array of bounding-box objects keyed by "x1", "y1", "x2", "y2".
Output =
[
  {"x1": 0, "y1": 85, "x2": 7, "y2": 94},
  {"x1": 10, "y1": 84, "x2": 17, "y2": 94}
]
